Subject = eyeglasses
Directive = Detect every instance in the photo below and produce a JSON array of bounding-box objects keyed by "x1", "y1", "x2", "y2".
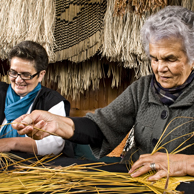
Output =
[{"x1": 8, "y1": 70, "x2": 40, "y2": 80}]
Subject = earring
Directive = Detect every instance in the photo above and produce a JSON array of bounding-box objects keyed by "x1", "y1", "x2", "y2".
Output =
[{"x1": 192, "y1": 66, "x2": 194, "y2": 70}]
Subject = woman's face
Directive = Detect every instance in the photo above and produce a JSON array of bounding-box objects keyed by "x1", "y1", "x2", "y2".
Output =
[
  {"x1": 9, "y1": 57, "x2": 45, "y2": 97},
  {"x1": 149, "y1": 37, "x2": 194, "y2": 88}
]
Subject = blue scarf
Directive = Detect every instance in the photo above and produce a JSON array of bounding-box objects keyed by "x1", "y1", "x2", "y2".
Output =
[
  {"x1": 0, "y1": 83, "x2": 41, "y2": 138},
  {"x1": 152, "y1": 71, "x2": 194, "y2": 105}
]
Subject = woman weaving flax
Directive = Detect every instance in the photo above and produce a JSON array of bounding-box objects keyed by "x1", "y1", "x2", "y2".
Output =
[
  {"x1": 0, "y1": 40, "x2": 73, "y2": 156},
  {"x1": 12, "y1": 5, "x2": 194, "y2": 180}
]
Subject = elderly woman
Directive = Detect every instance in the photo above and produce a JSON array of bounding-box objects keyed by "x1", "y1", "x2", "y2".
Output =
[
  {"x1": 12, "y1": 6, "x2": 194, "y2": 179},
  {"x1": 0, "y1": 40, "x2": 71, "y2": 156}
]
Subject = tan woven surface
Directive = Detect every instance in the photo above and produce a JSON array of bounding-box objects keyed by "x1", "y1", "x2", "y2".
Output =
[{"x1": 107, "y1": 133, "x2": 129, "y2": 157}]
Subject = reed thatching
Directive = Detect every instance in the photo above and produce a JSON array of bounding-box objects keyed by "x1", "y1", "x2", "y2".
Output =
[
  {"x1": 101, "y1": 0, "x2": 187, "y2": 79},
  {"x1": 42, "y1": 56, "x2": 126, "y2": 99},
  {"x1": 0, "y1": 0, "x2": 56, "y2": 62},
  {"x1": 114, "y1": 0, "x2": 167, "y2": 16},
  {"x1": 1, "y1": 0, "x2": 194, "y2": 99}
]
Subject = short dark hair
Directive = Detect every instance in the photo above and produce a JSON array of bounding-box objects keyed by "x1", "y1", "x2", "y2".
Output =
[{"x1": 8, "y1": 40, "x2": 48, "y2": 72}]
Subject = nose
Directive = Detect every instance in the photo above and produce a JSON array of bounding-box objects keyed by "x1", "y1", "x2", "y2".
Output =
[
  {"x1": 15, "y1": 74, "x2": 24, "y2": 81},
  {"x1": 157, "y1": 60, "x2": 168, "y2": 72}
]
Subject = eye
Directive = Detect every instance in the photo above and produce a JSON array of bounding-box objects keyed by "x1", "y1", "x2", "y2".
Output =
[
  {"x1": 151, "y1": 57, "x2": 158, "y2": 62},
  {"x1": 167, "y1": 58, "x2": 176, "y2": 62},
  {"x1": 9, "y1": 70, "x2": 18, "y2": 75},
  {"x1": 21, "y1": 72, "x2": 31, "y2": 78}
]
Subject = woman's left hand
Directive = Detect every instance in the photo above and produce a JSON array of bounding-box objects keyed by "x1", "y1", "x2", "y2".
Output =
[{"x1": 128, "y1": 152, "x2": 190, "y2": 180}]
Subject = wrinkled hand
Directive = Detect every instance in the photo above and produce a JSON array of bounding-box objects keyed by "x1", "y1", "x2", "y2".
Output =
[
  {"x1": 128, "y1": 152, "x2": 193, "y2": 180},
  {"x1": 11, "y1": 110, "x2": 74, "y2": 140}
]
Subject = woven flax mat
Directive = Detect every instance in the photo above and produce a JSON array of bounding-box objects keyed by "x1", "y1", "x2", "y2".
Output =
[{"x1": 54, "y1": 0, "x2": 107, "y2": 63}]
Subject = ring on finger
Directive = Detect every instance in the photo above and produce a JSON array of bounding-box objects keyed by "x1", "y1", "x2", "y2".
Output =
[{"x1": 150, "y1": 163, "x2": 156, "y2": 171}]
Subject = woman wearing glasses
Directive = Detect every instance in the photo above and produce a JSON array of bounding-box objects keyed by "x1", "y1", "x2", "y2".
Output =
[{"x1": 0, "y1": 40, "x2": 71, "y2": 156}]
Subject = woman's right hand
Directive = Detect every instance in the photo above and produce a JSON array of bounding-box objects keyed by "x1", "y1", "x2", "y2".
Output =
[
  {"x1": 129, "y1": 152, "x2": 194, "y2": 180},
  {"x1": 11, "y1": 110, "x2": 75, "y2": 140}
]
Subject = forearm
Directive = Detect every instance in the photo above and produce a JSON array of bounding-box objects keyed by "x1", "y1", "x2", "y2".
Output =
[
  {"x1": 5, "y1": 137, "x2": 37, "y2": 154},
  {"x1": 12, "y1": 110, "x2": 103, "y2": 145},
  {"x1": 69, "y1": 117, "x2": 103, "y2": 146}
]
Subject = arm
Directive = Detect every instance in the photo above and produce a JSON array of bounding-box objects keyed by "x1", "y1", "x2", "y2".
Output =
[
  {"x1": 5, "y1": 102, "x2": 66, "y2": 155},
  {"x1": 0, "y1": 137, "x2": 37, "y2": 153},
  {"x1": 35, "y1": 101, "x2": 66, "y2": 155},
  {"x1": 12, "y1": 110, "x2": 103, "y2": 145},
  {"x1": 12, "y1": 110, "x2": 75, "y2": 139},
  {"x1": 129, "y1": 152, "x2": 194, "y2": 180}
]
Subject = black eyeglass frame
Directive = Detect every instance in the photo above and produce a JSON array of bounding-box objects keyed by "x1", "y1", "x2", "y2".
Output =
[{"x1": 8, "y1": 70, "x2": 40, "y2": 80}]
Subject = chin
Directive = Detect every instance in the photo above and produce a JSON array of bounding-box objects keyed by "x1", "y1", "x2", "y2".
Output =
[
  {"x1": 161, "y1": 84, "x2": 173, "y2": 89},
  {"x1": 14, "y1": 89, "x2": 26, "y2": 96}
]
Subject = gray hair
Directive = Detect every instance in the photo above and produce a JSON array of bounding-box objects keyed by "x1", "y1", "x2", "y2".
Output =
[{"x1": 141, "y1": 6, "x2": 194, "y2": 64}]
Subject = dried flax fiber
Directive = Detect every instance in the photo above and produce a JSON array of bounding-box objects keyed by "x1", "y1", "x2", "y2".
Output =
[
  {"x1": 1, "y1": 119, "x2": 194, "y2": 193},
  {"x1": 0, "y1": 152, "x2": 191, "y2": 194},
  {"x1": 101, "y1": 0, "x2": 193, "y2": 78},
  {"x1": 1, "y1": 0, "x2": 194, "y2": 99},
  {"x1": 0, "y1": 0, "x2": 55, "y2": 62}
]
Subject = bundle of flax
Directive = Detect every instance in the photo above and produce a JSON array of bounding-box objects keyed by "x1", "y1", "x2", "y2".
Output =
[
  {"x1": 0, "y1": 156, "x2": 190, "y2": 194},
  {"x1": 1, "y1": 117, "x2": 194, "y2": 193}
]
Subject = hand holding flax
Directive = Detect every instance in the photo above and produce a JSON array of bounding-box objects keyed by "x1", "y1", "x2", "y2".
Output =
[
  {"x1": 129, "y1": 152, "x2": 194, "y2": 180},
  {"x1": 11, "y1": 110, "x2": 75, "y2": 140}
]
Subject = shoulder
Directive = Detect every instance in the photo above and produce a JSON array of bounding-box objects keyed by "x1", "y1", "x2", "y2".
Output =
[
  {"x1": 124, "y1": 74, "x2": 152, "y2": 94},
  {"x1": 0, "y1": 81, "x2": 9, "y2": 91},
  {"x1": 39, "y1": 86, "x2": 66, "y2": 101},
  {"x1": 132, "y1": 74, "x2": 152, "y2": 87},
  {"x1": 32, "y1": 85, "x2": 70, "y2": 115}
]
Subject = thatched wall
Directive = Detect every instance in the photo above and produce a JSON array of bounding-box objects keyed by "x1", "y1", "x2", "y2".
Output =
[{"x1": 0, "y1": 0, "x2": 194, "y2": 99}]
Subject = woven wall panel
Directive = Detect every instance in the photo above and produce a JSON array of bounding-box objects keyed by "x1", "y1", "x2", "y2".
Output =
[{"x1": 54, "y1": 0, "x2": 107, "y2": 63}]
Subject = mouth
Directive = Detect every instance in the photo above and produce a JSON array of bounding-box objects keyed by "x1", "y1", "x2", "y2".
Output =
[
  {"x1": 15, "y1": 82, "x2": 27, "y2": 88},
  {"x1": 159, "y1": 75, "x2": 171, "y2": 81}
]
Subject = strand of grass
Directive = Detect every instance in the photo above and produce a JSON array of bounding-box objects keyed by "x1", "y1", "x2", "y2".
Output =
[
  {"x1": 158, "y1": 131, "x2": 194, "y2": 152},
  {"x1": 12, "y1": 164, "x2": 178, "y2": 193},
  {"x1": 152, "y1": 130, "x2": 194, "y2": 155},
  {"x1": 172, "y1": 142, "x2": 194, "y2": 154},
  {"x1": 170, "y1": 132, "x2": 194, "y2": 154},
  {"x1": 0, "y1": 123, "x2": 18, "y2": 138},
  {"x1": 0, "y1": 169, "x2": 182, "y2": 194},
  {"x1": 1, "y1": 122, "x2": 59, "y2": 137},
  {"x1": 152, "y1": 117, "x2": 194, "y2": 153},
  {"x1": 151, "y1": 147, "x2": 170, "y2": 193},
  {"x1": 0, "y1": 152, "x2": 36, "y2": 171}
]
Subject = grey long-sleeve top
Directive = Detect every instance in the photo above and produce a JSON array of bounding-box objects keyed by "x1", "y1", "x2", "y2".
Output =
[{"x1": 70, "y1": 74, "x2": 194, "y2": 161}]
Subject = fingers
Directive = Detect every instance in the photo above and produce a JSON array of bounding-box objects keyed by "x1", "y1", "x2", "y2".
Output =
[
  {"x1": 129, "y1": 155, "x2": 153, "y2": 174},
  {"x1": 31, "y1": 120, "x2": 49, "y2": 139},
  {"x1": 129, "y1": 163, "x2": 152, "y2": 177},
  {"x1": 12, "y1": 113, "x2": 49, "y2": 139},
  {"x1": 129, "y1": 152, "x2": 168, "y2": 174},
  {"x1": 12, "y1": 110, "x2": 49, "y2": 137},
  {"x1": 21, "y1": 116, "x2": 33, "y2": 125},
  {"x1": 128, "y1": 152, "x2": 170, "y2": 181},
  {"x1": 147, "y1": 169, "x2": 168, "y2": 181},
  {"x1": 129, "y1": 162, "x2": 168, "y2": 181},
  {"x1": 130, "y1": 163, "x2": 158, "y2": 177}
]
